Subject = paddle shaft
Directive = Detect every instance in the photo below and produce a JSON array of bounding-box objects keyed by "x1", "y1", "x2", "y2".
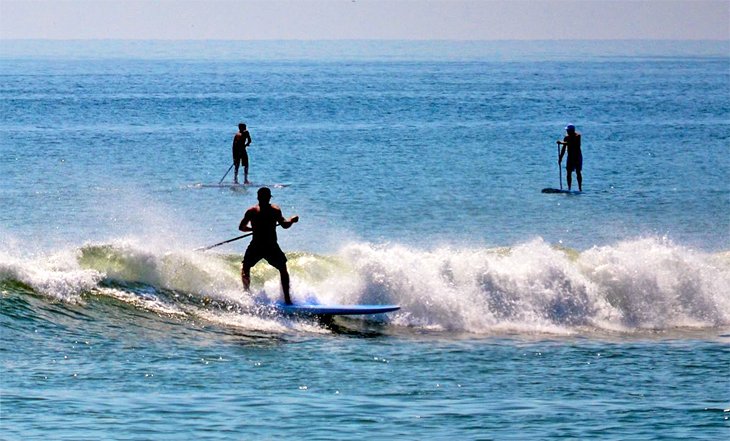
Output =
[
  {"x1": 195, "y1": 223, "x2": 282, "y2": 252},
  {"x1": 195, "y1": 232, "x2": 252, "y2": 252},
  {"x1": 557, "y1": 142, "x2": 563, "y2": 190},
  {"x1": 218, "y1": 163, "x2": 234, "y2": 185}
]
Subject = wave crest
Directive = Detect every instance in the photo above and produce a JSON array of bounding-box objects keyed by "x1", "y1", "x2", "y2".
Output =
[
  {"x1": 335, "y1": 237, "x2": 730, "y2": 332},
  {"x1": 2, "y1": 237, "x2": 728, "y2": 334}
]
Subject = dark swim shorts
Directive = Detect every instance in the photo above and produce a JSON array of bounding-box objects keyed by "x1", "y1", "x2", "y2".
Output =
[
  {"x1": 566, "y1": 155, "x2": 582, "y2": 172},
  {"x1": 243, "y1": 242, "x2": 287, "y2": 270},
  {"x1": 234, "y1": 152, "x2": 249, "y2": 168}
]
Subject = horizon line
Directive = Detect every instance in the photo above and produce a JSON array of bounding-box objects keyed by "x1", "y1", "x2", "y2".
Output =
[{"x1": 3, "y1": 38, "x2": 729, "y2": 42}]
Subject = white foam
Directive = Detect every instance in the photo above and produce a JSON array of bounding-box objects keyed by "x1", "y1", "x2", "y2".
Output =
[
  {"x1": 96, "y1": 287, "x2": 187, "y2": 316},
  {"x1": 3, "y1": 235, "x2": 728, "y2": 334},
  {"x1": 301, "y1": 237, "x2": 730, "y2": 333},
  {"x1": 192, "y1": 309, "x2": 328, "y2": 335},
  {"x1": 579, "y1": 238, "x2": 730, "y2": 329},
  {"x1": 0, "y1": 248, "x2": 103, "y2": 302},
  {"x1": 81, "y1": 238, "x2": 246, "y2": 303}
]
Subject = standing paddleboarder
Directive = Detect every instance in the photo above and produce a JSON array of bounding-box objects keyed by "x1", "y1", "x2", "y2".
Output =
[
  {"x1": 557, "y1": 124, "x2": 583, "y2": 192},
  {"x1": 232, "y1": 123, "x2": 252, "y2": 184},
  {"x1": 239, "y1": 187, "x2": 299, "y2": 305}
]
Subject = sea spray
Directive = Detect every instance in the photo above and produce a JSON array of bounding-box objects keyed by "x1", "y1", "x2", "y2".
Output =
[
  {"x1": 334, "y1": 237, "x2": 730, "y2": 332},
  {"x1": 580, "y1": 237, "x2": 730, "y2": 329},
  {"x1": 0, "y1": 249, "x2": 103, "y2": 302},
  {"x1": 337, "y1": 239, "x2": 598, "y2": 332},
  {"x1": 2, "y1": 236, "x2": 728, "y2": 334},
  {"x1": 78, "y1": 240, "x2": 245, "y2": 303}
]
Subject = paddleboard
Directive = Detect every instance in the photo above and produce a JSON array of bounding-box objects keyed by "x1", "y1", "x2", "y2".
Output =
[
  {"x1": 541, "y1": 188, "x2": 581, "y2": 195},
  {"x1": 193, "y1": 182, "x2": 291, "y2": 189},
  {"x1": 274, "y1": 302, "x2": 400, "y2": 316}
]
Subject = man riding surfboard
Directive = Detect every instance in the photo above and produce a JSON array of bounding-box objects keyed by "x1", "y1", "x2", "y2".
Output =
[{"x1": 238, "y1": 187, "x2": 299, "y2": 304}]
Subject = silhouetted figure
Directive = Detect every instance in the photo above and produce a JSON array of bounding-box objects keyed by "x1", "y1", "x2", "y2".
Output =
[
  {"x1": 557, "y1": 124, "x2": 583, "y2": 191},
  {"x1": 239, "y1": 187, "x2": 299, "y2": 304}
]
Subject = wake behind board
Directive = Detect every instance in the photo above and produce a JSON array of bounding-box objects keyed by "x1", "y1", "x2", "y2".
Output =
[{"x1": 274, "y1": 303, "x2": 400, "y2": 316}]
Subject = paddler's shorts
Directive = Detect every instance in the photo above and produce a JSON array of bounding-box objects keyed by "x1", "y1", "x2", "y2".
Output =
[
  {"x1": 566, "y1": 154, "x2": 582, "y2": 173},
  {"x1": 243, "y1": 242, "x2": 287, "y2": 270},
  {"x1": 233, "y1": 151, "x2": 249, "y2": 168}
]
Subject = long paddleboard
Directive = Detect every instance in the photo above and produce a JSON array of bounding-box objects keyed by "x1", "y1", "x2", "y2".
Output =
[
  {"x1": 193, "y1": 182, "x2": 291, "y2": 189},
  {"x1": 274, "y1": 302, "x2": 400, "y2": 316},
  {"x1": 541, "y1": 188, "x2": 581, "y2": 195}
]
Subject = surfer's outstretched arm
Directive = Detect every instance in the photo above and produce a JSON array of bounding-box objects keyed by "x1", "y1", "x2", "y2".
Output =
[
  {"x1": 279, "y1": 215, "x2": 299, "y2": 229},
  {"x1": 271, "y1": 204, "x2": 298, "y2": 229}
]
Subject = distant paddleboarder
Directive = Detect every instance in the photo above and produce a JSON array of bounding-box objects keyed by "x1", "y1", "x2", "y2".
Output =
[
  {"x1": 232, "y1": 123, "x2": 252, "y2": 184},
  {"x1": 239, "y1": 187, "x2": 299, "y2": 305},
  {"x1": 557, "y1": 124, "x2": 583, "y2": 191}
]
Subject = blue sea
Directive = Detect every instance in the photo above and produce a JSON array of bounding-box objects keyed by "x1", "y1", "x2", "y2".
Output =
[{"x1": 1, "y1": 40, "x2": 729, "y2": 440}]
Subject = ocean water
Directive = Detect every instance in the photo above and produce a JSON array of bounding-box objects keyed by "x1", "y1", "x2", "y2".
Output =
[{"x1": 1, "y1": 40, "x2": 729, "y2": 439}]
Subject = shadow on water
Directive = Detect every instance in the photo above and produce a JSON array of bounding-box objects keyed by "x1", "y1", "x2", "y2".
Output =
[{"x1": 319, "y1": 316, "x2": 395, "y2": 338}]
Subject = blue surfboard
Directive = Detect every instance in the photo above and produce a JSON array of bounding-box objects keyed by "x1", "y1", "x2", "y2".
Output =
[{"x1": 274, "y1": 302, "x2": 400, "y2": 316}]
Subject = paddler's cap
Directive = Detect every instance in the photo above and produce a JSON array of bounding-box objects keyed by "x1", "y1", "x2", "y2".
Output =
[
  {"x1": 257, "y1": 187, "x2": 272, "y2": 198},
  {"x1": 566, "y1": 124, "x2": 576, "y2": 132}
]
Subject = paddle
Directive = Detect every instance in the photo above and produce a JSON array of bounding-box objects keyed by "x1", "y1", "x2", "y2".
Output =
[
  {"x1": 556, "y1": 141, "x2": 563, "y2": 190},
  {"x1": 218, "y1": 163, "x2": 234, "y2": 185},
  {"x1": 194, "y1": 223, "x2": 283, "y2": 252},
  {"x1": 541, "y1": 142, "x2": 564, "y2": 194},
  {"x1": 194, "y1": 233, "x2": 252, "y2": 252}
]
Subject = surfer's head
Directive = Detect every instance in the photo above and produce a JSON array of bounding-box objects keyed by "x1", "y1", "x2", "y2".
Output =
[
  {"x1": 257, "y1": 187, "x2": 272, "y2": 204},
  {"x1": 565, "y1": 124, "x2": 576, "y2": 133},
  {"x1": 239, "y1": 123, "x2": 246, "y2": 131}
]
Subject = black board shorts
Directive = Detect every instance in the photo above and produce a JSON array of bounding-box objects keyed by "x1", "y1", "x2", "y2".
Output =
[
  {"x1": 566, "y1": 154, "x2": 582, "y2": 172},
  {"x1": 243, "y1": 242, "x2": 287, "y2": 270},
  {"x1": 234, "y1": 152, "x2": 249, "y2": 167}
]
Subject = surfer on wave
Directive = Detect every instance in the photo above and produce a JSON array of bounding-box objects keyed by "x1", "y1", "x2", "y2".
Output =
[{"x1": 239, "y1": 187, "x2": 299, "y2": 304}]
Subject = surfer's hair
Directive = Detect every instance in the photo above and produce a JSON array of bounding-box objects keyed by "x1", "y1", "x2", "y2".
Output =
[{"x1": 257, "y1": 187, "x2": 271, "y2": 199}]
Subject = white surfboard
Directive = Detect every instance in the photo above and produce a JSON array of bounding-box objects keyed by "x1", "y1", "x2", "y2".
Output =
[{"x1": 192, "y1": 182, "x2": 291, "y2": 189}]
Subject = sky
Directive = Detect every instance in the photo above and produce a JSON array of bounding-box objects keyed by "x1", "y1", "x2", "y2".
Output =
[{"x1": 0, "y1": 0, "x2": 728, "y2": 40}]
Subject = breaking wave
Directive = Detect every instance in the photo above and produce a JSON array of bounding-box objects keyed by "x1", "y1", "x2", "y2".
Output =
[{"x1": 1, "y1": 236, "x2": 729, "y2": 335}]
